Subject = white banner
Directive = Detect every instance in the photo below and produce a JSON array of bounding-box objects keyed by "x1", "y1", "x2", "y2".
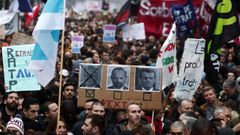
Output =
[
  {"x1": 174, "y1": 38, "x2": 205, "y2": 100},
  {"x1": 0, "y1": 11, "x2": 18, "y2": 35},
  {"x1": 156, "y1": 23, "x2": 177, "y2": 89},
  {"x1": 123, "y1": 23, "x2": 146, "y2": 41}
]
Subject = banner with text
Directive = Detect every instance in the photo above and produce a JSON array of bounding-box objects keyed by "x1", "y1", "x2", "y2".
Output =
[
  {"x1": 137, "y1": 0, "x2": 203, "y2": 37},
  {"x1": 174, "y1": 38, "x2": 205, "y2": 100},
  {"x1": 171, "y1": 0, "x2": 197, "y2": 38},
  {"x1": 2, "y1": 44, "x2": 41, "y2": 92},
  {"x1": 103, "y1": 24, "x2": 116, "y2": 42},
  {"x1": 71, "y1": 35, "x2": 84, "y2": 54},
  {"x1": 156, "y1": 23, "x2": 177, "y2": 89}
]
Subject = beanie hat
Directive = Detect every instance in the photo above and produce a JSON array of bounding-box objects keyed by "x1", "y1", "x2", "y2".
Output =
[{"x1": 6, "y1": 117, "x2": 24, "y2": 135}]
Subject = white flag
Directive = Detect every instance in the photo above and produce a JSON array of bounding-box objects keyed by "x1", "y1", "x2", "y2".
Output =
[{"x1": 156, "y1": 23, "x2": 177, "y2": 89}]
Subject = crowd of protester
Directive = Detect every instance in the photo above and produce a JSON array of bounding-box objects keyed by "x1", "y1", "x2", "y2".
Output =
[{"x1": 0, "y1": 4, "x2": 240, "y2": 135}]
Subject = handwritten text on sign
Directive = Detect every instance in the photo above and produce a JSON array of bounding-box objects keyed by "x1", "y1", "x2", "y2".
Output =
[{"x1": 2, "y1": 44, "x2": 41, "y2": 92}]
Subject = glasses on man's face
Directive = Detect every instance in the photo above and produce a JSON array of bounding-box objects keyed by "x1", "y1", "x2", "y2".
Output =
[{"x1": 169, "y1": 132, "x2": 183, "y2": 135}]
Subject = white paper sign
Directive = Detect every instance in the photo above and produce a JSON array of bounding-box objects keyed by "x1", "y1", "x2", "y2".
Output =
[
  {"x1": 174, "y1": 38, "x2": 205, "y2": 100},
  {"x1": 123, "y1": 23, "x2": 146, "y2": 41}
]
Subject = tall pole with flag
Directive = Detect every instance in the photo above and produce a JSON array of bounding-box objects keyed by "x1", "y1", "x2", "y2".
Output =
[
  {"x1": 28, "y1": 0, "x2": 65, "y2": 127},
  {"x1": 204, "y1": 0, "x2": 240, "y2": 87}
]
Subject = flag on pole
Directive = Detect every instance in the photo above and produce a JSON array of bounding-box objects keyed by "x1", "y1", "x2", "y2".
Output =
[
  {"x1": 28, "y1": 0, "x2": 65, "y2": 87},
  {"x1": 9, "y1": 0, "x2": 32, "y2": 12},
  {"x1": 156, "y1": 23, "x2": 177, "y2": 89},
  {"x1": 25, "y1": 4, "x2": 40, "y2": 27},
  {"x1": 204, "y1": 0, "x2": 240, "y2": 85},
  {"x1": 113, "y1": 0, "x2": 131, "y2": 28}
]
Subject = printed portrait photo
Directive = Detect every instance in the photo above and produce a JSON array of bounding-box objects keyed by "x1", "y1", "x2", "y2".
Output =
[
  {"x1": 134, "y1": 66, "x2": 161, "y2": 92},
  {"x1": 106, "y1": 65, "x2": 130, "y2": 91}
]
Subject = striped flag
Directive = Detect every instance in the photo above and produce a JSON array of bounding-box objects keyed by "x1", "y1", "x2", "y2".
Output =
[
  {"x1": 28, "y1": 0, "x2": 65, "y2": 87},
  {"x1": 156, "y1": 23, "x2": 177, "y2": 89},
  {"x1": 9, "y1": 0, "x2": 32, "y2": 12}
]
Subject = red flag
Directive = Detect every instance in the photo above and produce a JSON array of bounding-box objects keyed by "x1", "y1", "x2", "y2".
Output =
[
  {"x1": 113, "y1": 0, "x2": 131, "y2": 28},
  {"x1": 25, "y1": 3, "x2": 40, "y2": 27}
]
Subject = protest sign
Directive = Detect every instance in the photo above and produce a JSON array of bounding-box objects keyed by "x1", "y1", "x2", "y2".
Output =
[
  {"x1": 156, "y1": 23, "x2": 177, "y2": 89},
  {"x1": 137, "y1": 0, "x2": 203, "y2": 37},
  {"x1": 122, "y1": 23, "x2": 146, "y2": 41},
  {"x1": 10, "y1": 33, "x2": 35, "y2": 45},
  {"x1": 78, "y1": 64, "x2": 162, "y2": 110},
  {"x1": 174, "y1": 38, "x2": 205, "y2": 100},
  {"x1": 71, "y1": 35, "x2": 84, "y2": 54},
  {"x1": 103, "y1": 24, "x2": 116, "y2": 42},
  {"x1": 0, "y1": 25, "x2": 5, "y2": 40},
  {"x1": 2, "y1": 44, "x2": 41, "y2": 92},
  {"x1": 171, "y1": 1, "x2": 197, "y2": 38},
  {"x1": 86, "y1": 0, "x2": 103, "y2": 11}
]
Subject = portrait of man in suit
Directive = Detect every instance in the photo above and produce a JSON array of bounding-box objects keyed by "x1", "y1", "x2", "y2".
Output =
[
  {"x1": 107, "y1": 66, "x2": 129, "y2": 91},
  {"x1": 135, "y1": 67, "x2": 160, "y2": 92}
]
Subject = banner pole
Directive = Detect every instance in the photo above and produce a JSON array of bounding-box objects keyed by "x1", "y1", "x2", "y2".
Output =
[
  {"x1": 57, "y1": 25, "x2": 65, "y2": 133},
  {"x1": 57, "y1": 28, "x2": 65, "y2": 131}
]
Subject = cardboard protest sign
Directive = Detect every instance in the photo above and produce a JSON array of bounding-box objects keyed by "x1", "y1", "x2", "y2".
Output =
[
  {"x1": 10, "y1": 33, "x2": 35, "y2": 46},
  {"x1": 123, "y1": 23, "x2": 146, "y2": 41},
  {"x1": 71, "y1": 35, "x2": 84, "y2": 54},
  {"x1": 0, "y1": 25, "x2": 5, "y2": 40},
  {"x1": 174, "y1": 38, "x2": 205, "y2": 100},
  {"x1": 78, "y1": 64, "x2": 162, "y2": 110},
  {"x1": 103, "y1": 24, "x2": 116, "y2": 42},
  {"x1": 2, "y1": 44, "x2": 41, "y2": 92}
]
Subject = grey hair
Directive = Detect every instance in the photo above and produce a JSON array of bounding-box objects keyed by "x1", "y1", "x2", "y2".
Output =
[
  {"x1": 171, "y1": 121, "x2": 186, "y2": 130},
  {"x1": 213, "y1": 107, "x2": 225, "y2": 118},
  {"x1": 185, "y1": 117, "x2": 197, "y2": 129}
]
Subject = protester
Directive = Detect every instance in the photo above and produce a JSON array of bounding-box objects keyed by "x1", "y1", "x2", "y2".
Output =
[
  {"x1": 55, "y1": 117, "x2": 68, "y2": 135},
  {"x1": 82, "y1": 114, "x2": 105, "y2": 135},
  {"x1": 40, "y1": 101, "x2": 58, "y2": 129},
  {"x1": 200, "y1": 86, "x2": 222, "y2": 120},
  {"x1": 6, "y1": 116, "x2": 24, "y2": 135},
  {"x1": 22, "y1": 97, "x2": 42, "y2": 131},
  {"x1": 1, "y1": 92, "x2": 19, "y2": 125},
  {"x1": 1, "y1": 1, "x2": 240, "y2": 135},
  {"x1": 114, "y1": 103, "x2": 154, "y2": 135}
]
